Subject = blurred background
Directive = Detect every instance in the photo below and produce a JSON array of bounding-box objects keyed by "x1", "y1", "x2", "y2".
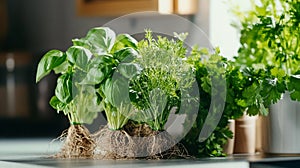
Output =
[{"x1": 0, "y1": 0, "x2": 249, "y2": 138}]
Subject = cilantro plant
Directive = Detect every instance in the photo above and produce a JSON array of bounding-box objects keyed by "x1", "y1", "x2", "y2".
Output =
[
  {"x1": 182, "y1": 48, "x2": 231, "y2": 157},
  {"x1": 182, "y1": 47, "x2": 271, "y2": 157},
  {"x1": 233, "y1": 0, "x2": 300, "y2": 105}
]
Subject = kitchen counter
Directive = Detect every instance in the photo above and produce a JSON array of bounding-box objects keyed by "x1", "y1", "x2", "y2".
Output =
[{"x1": 0, "y1": 139, "x2": 299, "y2": 168}]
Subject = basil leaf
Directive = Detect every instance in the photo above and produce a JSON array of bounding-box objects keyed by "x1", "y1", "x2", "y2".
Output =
[
  {"x1": 84, "y1": 85, "x2": 102, "y2": 112},
  {"x1": 49, "y1": 96, "x2": 67, "y2": 114},
  {"x1": 36, "y1": 50, "x2": 66, "y2": 82},
  {"x1": 113, "y1": 47, "x2": 139, "y2": 63},
  {"x1": 81, "y1": 65, "x2": 113, "y2": 85},
  {"x1": 55, "y1": 73, "x2": 73, "y2": 104},
  {"x1": 66, "y1": 46, "x2": 92, "y2": 71},
  {"x1": 111, "y1": 34, "x2": 138, "y2": 52},
  {"x1": 53, "y1": 61, "x2": 70, "y2": 74},
  {"x1": 85, "y1": 27, "x2": 116, "y2": 55},
  {"x1": 81, "y1": 55, "x2": 116, "y2": 84},
  {"x1": 72, "y1": 38, "x2": 90, "y2": 48},
  {"x1": 102, "y1": 75, "x2": 130, "y2": 108},
  {"x1": 73, "y1": 85, "x2": 101, "y2": 124},
  {"x1": 117, "y1": 63, "x2": 142, "y2": 79},
  {"x1": 101, "y1": 78, "x2": 113, "y2": 104},
  {"x1": 88, "y1": 54, "x2": 116, "y2": 67}
]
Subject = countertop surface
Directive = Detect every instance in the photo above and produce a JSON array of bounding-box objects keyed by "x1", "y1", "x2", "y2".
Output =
[{"x1": 0, "y1": 139, "x2": 299, "y2": 168}]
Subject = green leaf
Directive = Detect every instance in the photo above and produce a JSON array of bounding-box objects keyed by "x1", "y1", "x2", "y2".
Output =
[
  {"x1": 111, "y1": 34, "x2": 138, "y2": 52},
  {"x1": 36, "y1": 50, "x2": 66, "y2": 82},
  {"x1": 117, "y1": 63, "x2": 142, "y2": 79},
  {"x1": 74, "y1": 85, "x2": 101, "y2": 124},
  {"x1": 87, "y1": 54, "x2": 116, "y2": 69},
  {"x1": 55, "y1": 73, "x2": 73, "y2": 104},
  {"x1": 102, "y1": 75, "x2": 130, "y2": 108},
  {"x1": 260, "y1": 102, "x2": 269, "y2": 116},
  {"x1": 81, "y1": 65, "x2": 113, "y2": 85},
  {"x1": 84, "y1": 27, "x2": 116, "y2": 55},
  {"x1": 148, "y1": 88, "x2": 168, "y2": 120},
  {"x1": 53, "y1": 61, "x2": 70, "y2": 74},
  {"x1": 247, "y1": 106, "x2": 259, "y2": 116},
  {"x1": 72, "y1": 38, "x2": 90, "y2": 48},
  {"x1": 242, "y1": 83, "x2": 259, "y2": 105},
  {"x1": 113, "y1": 47, "x2": 139, "y2": 63},
  {"x1": 288, "y1": 75, "x2": 300, "y2": 101},
  {"x1": 66, "y1": 46, "x2": 92, "y2": 71},
  {"x1": 49, "y1": 96, "x2": 67, "y2": 114},
  {"x1": 81, "y1": 55, "x2": 116, "y2": 84},
  {"x1": 270, "y1": 67, "x2": 286, "y2": 79},
  {"x1": 201, "y1": 76, "x2": 211, "y2": 93}
]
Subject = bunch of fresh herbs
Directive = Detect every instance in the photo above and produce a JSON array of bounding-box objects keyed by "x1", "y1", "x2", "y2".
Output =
[
  {"x1": 233, "y1": 0, "x2": 300, "y2": 105},
  {"x1": 129, "y1": 30, "x2": 196, "y2": 131}
]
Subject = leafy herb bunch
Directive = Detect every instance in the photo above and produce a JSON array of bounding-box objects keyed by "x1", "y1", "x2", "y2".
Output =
[
  {"x1": 129, "y1": 30, "x2": 196, "y2": 131},
  {"x1": 36, "y1": 27, "x2": 140, "y2": 128},
  {"x1": 233, "y1": 0, "x2": 300, "y2": 105},
  {"x1": 181, "y1": 45, "x2": 275, "y2": 157}
]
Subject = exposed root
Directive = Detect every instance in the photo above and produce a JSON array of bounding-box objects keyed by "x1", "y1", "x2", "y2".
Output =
[
  {"x1": 124, "y1": 122, "x2": 188, "y2": 159},
  {"x1": 93, "y1": 122, "x2": 188, "y2": 159},
  {"x1": 93, "y1": 126, "x2": 136, "y2": 159},
  {"x1": 53, "y1": 125, "x2": 95, "y2": 159}
]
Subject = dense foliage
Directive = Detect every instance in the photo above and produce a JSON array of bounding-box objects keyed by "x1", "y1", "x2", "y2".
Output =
[
  {"x1": 232, "y1": 0, "x2": 300, "y2": 104},
  {"x1": 129, "y1": 31, "x2": 196, "y2": 131},
  {"x1": 36, "y1": 27, "x2": 140, "y2": 127}
]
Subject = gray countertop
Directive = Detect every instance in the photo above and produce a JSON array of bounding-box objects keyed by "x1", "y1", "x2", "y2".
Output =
[{"x1": 0, "y1": 139, "x2": 299, "y2": 168}]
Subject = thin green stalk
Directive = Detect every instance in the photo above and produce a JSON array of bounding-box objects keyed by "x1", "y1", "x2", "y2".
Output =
[{"x1": 103, "y1": 102, "x2": 128, "y2": 130}]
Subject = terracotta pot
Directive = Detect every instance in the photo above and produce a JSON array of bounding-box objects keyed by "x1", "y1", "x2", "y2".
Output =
[
  {"x1": 234, "y1": 113, "x2": 257, "y2": 154},
  {"x1": 223, "y1": 119, "x2": 235, "y2": 155}
]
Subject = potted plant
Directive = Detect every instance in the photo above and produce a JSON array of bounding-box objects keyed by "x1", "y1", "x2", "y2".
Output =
[
  {"x1": 181, "y1": 45, "x2": 270, "y2": 156},
  {"x1": 36, "y1": 27, "x2": 202, "y2": 159},
  {"x1": 232, "y1": 0, "x2": 300, "y2": 154}
]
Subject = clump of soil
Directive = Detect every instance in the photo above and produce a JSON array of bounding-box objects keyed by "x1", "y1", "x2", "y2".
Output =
[
  {"x1": 124, "y1": 121, "x2": 188, "y2": 159},
  {"x1": 54, "y1": 125, "x2": 95, "y2": 158},
  {"x1": 93, "y1": 121, "x2": 188, "y2": 159},
  {"x1": 93, "y1": 126, "x2": 137, "y2": 159}
]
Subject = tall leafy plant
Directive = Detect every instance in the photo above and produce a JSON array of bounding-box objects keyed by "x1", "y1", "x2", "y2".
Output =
[
  {"x1": 36, "y1": 27, "x2": 140, "y2": 129},
  {"x1": 129, "y1": 30, "x2": 196, "y2": 131},
  {"x1": 73, "y1": 27, "x2": 141, "y2": 130},
  {"x1": 233, "y1": 0, "x2": 300, "y2": 105}
]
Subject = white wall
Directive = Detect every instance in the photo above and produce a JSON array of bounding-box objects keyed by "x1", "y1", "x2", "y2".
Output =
[{"x1": 209, "y1": 0, "x2": 251, "y2": 59}]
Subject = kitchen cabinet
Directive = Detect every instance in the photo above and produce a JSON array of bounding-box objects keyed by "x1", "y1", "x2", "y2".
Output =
[{"x1": 76, "y1": 0, "x2": 198, "y2": 16}]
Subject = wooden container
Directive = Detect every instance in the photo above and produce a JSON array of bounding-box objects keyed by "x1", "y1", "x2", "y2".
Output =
[
  {"x1": 234, "y1": 113, "x2": 257, "y2": 154},
  {"x1": 174, "y1": 0, "x2": 198, "y2": 15},
  {"x1": 223, "y1": 119, "x2": 235, "y2": 155}
]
